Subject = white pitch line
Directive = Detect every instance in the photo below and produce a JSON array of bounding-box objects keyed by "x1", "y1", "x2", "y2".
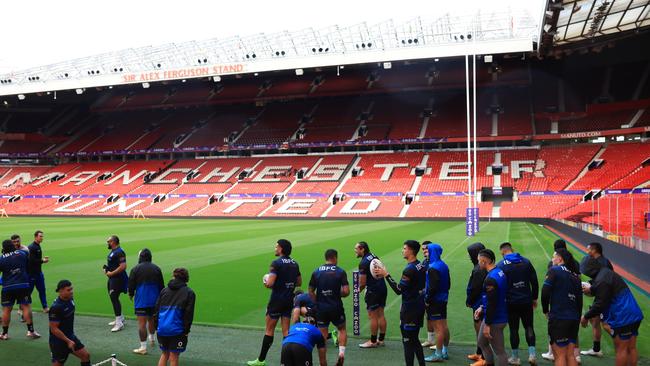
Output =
[{"x1": 526, "y1": 222, "x2": 551, "y2": 260}]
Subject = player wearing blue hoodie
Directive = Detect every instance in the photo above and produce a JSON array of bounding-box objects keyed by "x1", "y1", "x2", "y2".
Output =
[
  {"x1": 497, "y1": 242, "x2": 539, "y2": 365},
  {"x1": 128, "y1": 248, "x2": 164, "y2": 355},
  {"x1": 422, "y1": 243, "x2": 450, "y2": 362},
  {"x1": 580, "y1": 256, "x2": 643, "y2": 366}
]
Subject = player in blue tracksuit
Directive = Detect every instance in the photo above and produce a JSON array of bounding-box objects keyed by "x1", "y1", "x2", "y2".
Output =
[
  {"x1": 281, "y1": 315, "x2": 327, "y2": 366},
  {"x1": 374, "y1": 240, "x2": 426, "y2": 366},
  {"x1": 309, "y1": 249, "x2": 350, "y2": 366},
  {"x1": 475, "y1": 249, "x2": 508, "y2": 366},
  {"x1": 466, "y1": 242, "x2": 487, "y2": 363},
  {"x1": 249, "y1": 239, "x2": 301, "y2": 366},
  {"x1": 49, "y1": 280, "x2": 92, "y2": 366},
  {"x1": 497, "y1": 242, "x2": 539, "y2": 364},
  {"x1": 355, "y1": 241, "x2": 388, "y2": 348},
  {"x1": 422, "y1": 243, "x2": 450, "y2": 362},
  {"x1": 0, "y1": 239, "x2": 40, "y2": 340},
  {"x1": 580, "y1": 256, "x2": 644, "y2": 366},
  {"x1": 128, "y1": 248, "x2": 164, "y2": 355},
  {"x1": 542, "y1": 248, "x2": 582, "y2": 366},
  {"x1": 154, "y1": 267, "x2": 195, "y2": 366},
  {"x1": 104, "y1": 235, "x2": 128, "y2": 332}
]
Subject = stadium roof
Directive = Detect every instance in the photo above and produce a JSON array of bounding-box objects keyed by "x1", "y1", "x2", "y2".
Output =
[
  {"x1": 546, "y1": 0, "x2": 650, "y2": 45},
  {"x1": 0, "y1": 7, "x2": 541, "y2": 98}
]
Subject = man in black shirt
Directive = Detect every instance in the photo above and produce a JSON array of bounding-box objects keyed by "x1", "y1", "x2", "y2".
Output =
[
  {"x1": 355, "y1": 241, "x2": 388, "y2": 348},
  {"x1": 248, "y1": 239, "x2": 301, "y2": 366},
  {"x1": 28, "y1": 230, "x2": 49, "y2": 312},
  {"x1": 309, "y1": 249, "x2": 350, "y2": 366},
  {"x1": 580, "y1": 242, "x2": 613, "y2": 358},
  {"x1": 374, "y1": 240, "x2": 427, "y2": 366},
  {"x1": 49, "y1": 280, "x2": 91, "y2": 366}
]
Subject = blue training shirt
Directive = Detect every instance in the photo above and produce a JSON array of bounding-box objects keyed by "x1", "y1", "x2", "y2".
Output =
[
  {"x1": 425, "y1": 244, "x2": 450, "y2": 303},
  {"x1": 282, "y1": 322, "x2": 326, "y2": 353},
  {"x1": 0, "y1": 250, "x2": 30, "y2": 292},
  {"x1": 269, "y1": 256, "x2": 300, "y2": 302},
  {"x1": 543, "y1": 265, "x2": 582, "y2": 320},
  {"x1": 358, "y1": 253, "x2": 387, "y2": 294},
  {"x1": 49, "y1": 297, "x2": 76, "y2": 345},
  {"x1": 309, "y1": 264, "x2": 348, "y2": 312},
  {"x1": 482, "y1": 266, "x2": 508, "y2": 324}
]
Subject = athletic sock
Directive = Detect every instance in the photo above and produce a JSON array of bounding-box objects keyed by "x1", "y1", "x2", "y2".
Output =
[
  {"x1": 379, "y1": 333, "x2": 386, "y2": 341},
  {"x1": 339, "y1": 346, "x2": 346, "y2": 357},
  {"x1": 27, "y1": 323, "x2": 34, "y2": 332},
  {"x1": 476, "y1": 346, "x2": 482, "y2": 355},
  {"x1": 371, "y1": 334, "x2": 378, "y2": 343},
  {"x1": 140, "y1": 341, "x2": 147, "y2": 349},
  {"x1": 428, "y1": 331, "x2": 435, "y2": 343},
  {"x1": 148, "y1": 333, "x2": 155, "y2": 341},
  {"x1": 2, "y1": 326, "x2": 8, "y2": 334},
  {"x1": 593, "y1": 341, "x2": 601, "y2": 352},
  {"x1": 528, "y1": 346, "x2": 536, "y2": 357},
  {"x1": 258, "y1": 335, "x2": 273, "y2": 361},
  {"x1": 512, "y1": 349, "x2": 519, "y2": 358},
  {"x1": 441, "y1": 345, "x2": 448, "y2": 355},
  {"x1": 327, "y1": 332, "x2": 332, "y2": 339}
]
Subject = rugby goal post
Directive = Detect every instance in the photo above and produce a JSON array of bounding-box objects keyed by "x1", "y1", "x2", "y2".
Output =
[
  {"x1": 0, "y1": 208, "x2": 8, "y2": 218},
  {"x1": 132, "y1": 210, "x2": 146, "y2": 219}
]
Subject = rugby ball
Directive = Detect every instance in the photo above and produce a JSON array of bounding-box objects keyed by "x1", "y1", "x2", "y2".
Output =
[
  {"x1": 370, "y1": 258, "x2": 386, "y2": 279},
  {"x1": 263, "y1": 274, "x2": 271, "y2": 285}
]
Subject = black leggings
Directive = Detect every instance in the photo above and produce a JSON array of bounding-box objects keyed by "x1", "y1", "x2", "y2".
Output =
[
  {"x1": 280, "y1": 343, "x2": 313, "y2": 366},
  {"x1": 507, "y1": 303, "x2": 535, "y2": 349},
  {"x1": 107, "y1": 280, "x2": 123, "y2": 317},
  {"x1": 401, "y1": 328, "x2": 425, "y2": 366}
]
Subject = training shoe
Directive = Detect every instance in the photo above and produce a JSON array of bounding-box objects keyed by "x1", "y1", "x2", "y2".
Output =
[
  {"x1": 110, "y1": 323, "x2": 124, "y2": 332},
  {"x1": 467, "y1": 354, "x2": 481, "y2": 361},
  {"x1": 470, "y1": 359, "x2": 487, "y2": 366},
  {"x1": 575, "y1": 355, "x2": 581, "y2": 364},
  {"x1": 442, "y1": 352, "x2": 449, "y2": 361},
  {"x1": 331, "y1": 329, "x2": 339, "y2": 346},
  {"x1": 429, "y1": 345, "x2": 438, "y2": 350},
  {"x1": 335, "y1": 355, "x2": 344, "y2": 366},
  {"x1": 580, "y1": 349, "x2": 603, "y2": 358},
  {"x1": 541, "y1": 352, "x2": 554, "y2": 361},
  {"x1": 528, "y1": 355, "x2": 537, "y2": 365},
  {"x1": 108, "y1": 317, "x2": 125, "y2": 326},
  {"x1": 422, "y1": 340, "x2": 435, "y2": 347},
  {"x1": 133, "y1": 347, "x2": 147, "y2": 355},
  {"x1": 425, "y1": 354, "x2": 444, "y2": 362},
  {"x1": 508, "y1": 356, "x2": 521, "y2": 365},
  {"x1": 149, "y1": 337, "x2": 156, "y2": 346},
  {"x1": 358, "y1": 340, "x2": 378, "y2": 348},
  {"x1": 0, "y1": 334, "x2": 9, "y2": 340},
  {"x1": 247, "y1": 359, "x2": 266, "y2": 366},
  {"x1": 26, "y1": 331, "x2": 41, "y2": 339}
]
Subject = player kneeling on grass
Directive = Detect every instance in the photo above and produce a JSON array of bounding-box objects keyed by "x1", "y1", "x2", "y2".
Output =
[
  {"x1": 128, "y1": 248, "x2": 164, "y2": 355},
  {"x1": 292, "y1": 289, "x2": 338, "y2": 345},
  {"x1": 0, "y1": 239, "x2": 40, "y2": 340},
  {"x1": 422, "y1": 243, "x2": 451, "y2": 362},
  {"x1": 309, "y1": 249, "x2": 350, "y2": 366},
  {"x1": 154, "y1": 268, "x2": 196, "y2": 366},
  {"x1": 580, "y1": 256, "x2": 644, "y2": 366},
  {"x1": 49, "y1": 280, "x2": 91, "y2": 366},
  {"x1": 373, "y1": 240, "x2": 427, "y2": 366},
  {"x1": 541, "y1": 249, "x2": 582, "y2": 366},
  {"x1": 281, "y1": 312, "x2": 327, "y2": 366}
]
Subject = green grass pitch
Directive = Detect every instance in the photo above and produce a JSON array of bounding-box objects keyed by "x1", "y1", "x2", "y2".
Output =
[{"x1": 0, "y1": 217, "x2": 648, "y2": 365}]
